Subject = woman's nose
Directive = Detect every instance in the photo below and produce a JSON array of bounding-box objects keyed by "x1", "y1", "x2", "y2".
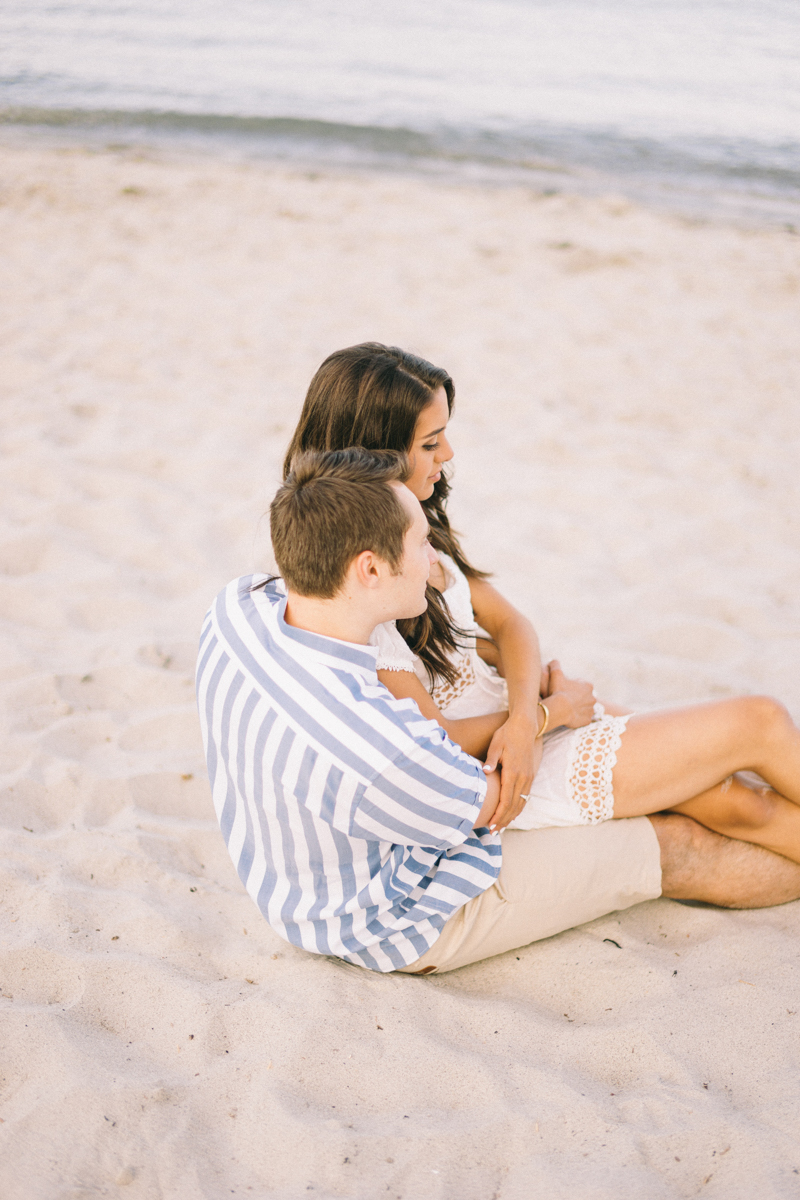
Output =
[{"x1": 437, "y1": 435, "x2": 454, "y2": 463}]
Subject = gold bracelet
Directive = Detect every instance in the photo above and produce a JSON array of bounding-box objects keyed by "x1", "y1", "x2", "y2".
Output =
[{"x1": 535, "y1": 699, "x2": 550, "y2": 739}]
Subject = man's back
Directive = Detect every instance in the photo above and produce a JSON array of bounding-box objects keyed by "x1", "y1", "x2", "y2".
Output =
[{"x1": 197, "y1": 576, "x2": 501, "y2": 972}]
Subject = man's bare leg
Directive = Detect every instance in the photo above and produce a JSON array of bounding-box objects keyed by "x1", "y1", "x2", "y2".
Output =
[{"x1": 651, "y1": 812, "x2": 800, "y2": 908}]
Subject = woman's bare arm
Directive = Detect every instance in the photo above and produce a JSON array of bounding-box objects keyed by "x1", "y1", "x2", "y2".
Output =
[
  {"x1": 468, "y1": 577, "x2": 541, "y2": 721},
  {"x1": 377, "y1": 668, "x2": 507, "y2": 760},
  {"x1": 466, "y1": 577, "x2": 542, "y2": 825},
  {"x1": 468, "y1": 580, "x2": 600, "y2": 826},
  {"x1": 475, "y1": 635, "x2": 502, "y2": 672}
]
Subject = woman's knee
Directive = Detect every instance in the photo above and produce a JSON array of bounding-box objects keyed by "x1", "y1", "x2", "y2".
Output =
[{"x1": 725, "y1": 695, "x2": 792, "y2": 755}]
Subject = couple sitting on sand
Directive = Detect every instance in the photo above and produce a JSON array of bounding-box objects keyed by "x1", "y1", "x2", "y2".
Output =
[{"x1": 197, "y1": 343, "x2": 800, "y2": 974}]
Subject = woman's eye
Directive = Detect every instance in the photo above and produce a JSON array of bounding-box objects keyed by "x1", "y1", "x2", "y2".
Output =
[{"x1": 422, "y1": 442, "x2": 438, "y2": 451}]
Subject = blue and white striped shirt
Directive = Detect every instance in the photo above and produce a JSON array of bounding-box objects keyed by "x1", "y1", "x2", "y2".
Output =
[{"x1": 196, "y1": 576, "x2": 502, "y2": 972}]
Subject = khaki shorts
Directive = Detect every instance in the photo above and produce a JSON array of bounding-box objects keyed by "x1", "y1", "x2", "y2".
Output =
[{"x1": 397, "y1": 817, "x2": 661, "y2": 975}]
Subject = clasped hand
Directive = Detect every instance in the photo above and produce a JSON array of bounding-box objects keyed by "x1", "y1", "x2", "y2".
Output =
[
  {"x1": 481, "y1": 659, "x2": 597, "y2": 832},
  {"x1": 541, "y1": 659, "x2": 597, "y2": 729}
]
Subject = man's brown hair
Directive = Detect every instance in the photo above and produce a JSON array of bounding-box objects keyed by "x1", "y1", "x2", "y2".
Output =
[{"x1": 270, "y1": 448, "x2": 412, "y2": 598}]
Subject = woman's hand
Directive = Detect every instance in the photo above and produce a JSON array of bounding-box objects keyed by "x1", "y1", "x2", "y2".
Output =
[
  {"x1": 543, "y1": 659, "x2": 596, "y2": 729},
  {"x1": 482, "y1": 711, "x2": 544, "y2": 830}
]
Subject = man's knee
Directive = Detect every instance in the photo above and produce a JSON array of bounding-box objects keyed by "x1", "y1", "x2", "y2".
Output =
[
  {"x1": 649, "y1": 811, "x2": 800, "y2": 909},
  {"x1": 649, "y1": 813, "x2": 718, "y2": 899}
]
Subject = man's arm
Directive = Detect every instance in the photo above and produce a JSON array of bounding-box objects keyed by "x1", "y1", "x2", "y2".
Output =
[
  {"x1": 377, "y1": 667, "x2": 507, "y2": 759},
  {"x1": 376, "y1": 670, "x2": 509, "y2": 832}
]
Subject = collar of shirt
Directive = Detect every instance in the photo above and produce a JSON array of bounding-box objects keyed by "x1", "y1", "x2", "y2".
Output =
[{"x1": 254, "y1": 584, "x2": 380, "y2": 681}]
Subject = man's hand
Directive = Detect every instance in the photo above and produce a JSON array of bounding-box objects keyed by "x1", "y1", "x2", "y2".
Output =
[
  {"x1": 482, "y1": 711, "x2": 543, "y2": 830},
  {"x1": 544, "y1": 659, "x2": 596, "y2": 729}
]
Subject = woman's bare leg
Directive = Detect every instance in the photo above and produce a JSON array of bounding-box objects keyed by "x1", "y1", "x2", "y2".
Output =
[
  {"x1": 611, "y1": 698, "x2": 800, "y2": 863},
  {"x1": 612, "y1": 697, "x2": 800, "y2": 814},
  {"x1": 671, "y1": 776, "x2": 800, "y2": 863},
  {"x1": 598, "y1": 700, "x2": 634, "y2": 717}
]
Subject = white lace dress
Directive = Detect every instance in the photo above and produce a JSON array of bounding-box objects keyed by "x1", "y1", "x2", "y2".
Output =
[{"x1": 369, "y1": 553, "x2": 631, "y2": 830}]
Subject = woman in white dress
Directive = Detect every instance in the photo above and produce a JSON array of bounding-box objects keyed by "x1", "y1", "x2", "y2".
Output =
[{"x1": 284, "y1": 343, "x2": 800, "y2": 861}]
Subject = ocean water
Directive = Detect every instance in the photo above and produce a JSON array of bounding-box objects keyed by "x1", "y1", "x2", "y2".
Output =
[{"x1": 1, "y1": 0, "x2": 799, "y2": 223}]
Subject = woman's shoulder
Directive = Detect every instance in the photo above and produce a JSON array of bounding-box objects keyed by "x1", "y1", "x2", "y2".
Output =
[
  {"x1": 436, "y1": 552, "x2": 465, "y2": 589},
  {"x1": 369, "y1": 620, "x2": 416, "y2": 673},
  {"x1": 436, "y1": 553, "x2": 475, "y2": 621}
]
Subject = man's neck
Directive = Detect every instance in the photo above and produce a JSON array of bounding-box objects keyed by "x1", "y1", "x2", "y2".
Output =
[{"x1": 283, "y1": 591, "x2": 378, "y2": 646}]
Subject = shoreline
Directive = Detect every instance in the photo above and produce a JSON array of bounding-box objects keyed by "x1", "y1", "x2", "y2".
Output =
[{"x1": 2, "y1": 112, "x2": 800, "y2": 233}]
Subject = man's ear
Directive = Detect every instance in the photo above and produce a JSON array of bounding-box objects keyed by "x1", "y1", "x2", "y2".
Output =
[{"x1": 351, "y1": 549, "x2": 384, "y2": 590}]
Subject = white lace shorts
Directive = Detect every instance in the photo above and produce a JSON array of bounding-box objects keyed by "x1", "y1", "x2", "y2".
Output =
[{"x1": 507, "y1": 708, "x2": 632, "y2": 831}]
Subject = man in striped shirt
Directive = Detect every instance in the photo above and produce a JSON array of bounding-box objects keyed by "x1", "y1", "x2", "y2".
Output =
[
  {"x1": 197, "y1": 448, "x2": 503, "y2": 972},
  {"x1": 198, "y1": 448, "x2": 800, "y2": 975}
]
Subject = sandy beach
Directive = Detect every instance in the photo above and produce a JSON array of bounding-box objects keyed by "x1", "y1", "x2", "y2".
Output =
[{"x1": 1, "y1": 141, "x2": 800, "y2": 1199}]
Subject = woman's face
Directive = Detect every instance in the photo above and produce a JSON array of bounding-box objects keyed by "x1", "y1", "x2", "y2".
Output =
[{"x1": 406, "y1": 388, "x2": 454, "y2": 501}]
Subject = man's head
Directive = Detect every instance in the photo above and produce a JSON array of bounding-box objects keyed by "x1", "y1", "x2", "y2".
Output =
[{"x1": 270, "y1": 448, "x2": 436, "y2": 627}]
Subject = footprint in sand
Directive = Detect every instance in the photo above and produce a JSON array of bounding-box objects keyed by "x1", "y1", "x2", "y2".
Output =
[
  {"x1": 128, "y1": 772, "x2": 212, "y2": 819},
  {"x1": 118, "y1": 712, "x2": 204, "y2": 756},
  {"x1": 641, "y1": 620, "x2": 745, "y2": 663},
  {"x1": 0, "y1": 536, "x2": 52, "y2": 576},
  {"x1": 1, "y1": 946, "x2": 84, "y2": 1008},
  {"x1": 137, "y1": 642, "x2": 198, "y2": 674},
  {"x1": 42, "y1": 715, "x2": 118, "y2": 759}
]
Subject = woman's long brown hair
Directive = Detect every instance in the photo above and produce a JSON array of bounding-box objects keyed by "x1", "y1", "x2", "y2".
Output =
[{"x1": 284, "y1": 342, "x2": 488, "y2": 686}]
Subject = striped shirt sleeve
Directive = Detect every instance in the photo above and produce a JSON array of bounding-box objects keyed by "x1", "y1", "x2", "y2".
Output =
[
  {"x1": 353, "y1": 730, "x2": 486, "y2": 847},
  {"x1": 293, "y1": 721, "x2": 487, "y2": 849}
]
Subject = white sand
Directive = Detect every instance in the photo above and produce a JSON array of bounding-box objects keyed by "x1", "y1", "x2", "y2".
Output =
[{"x1": 1, "y1": 143, "x2": 799, "y2": 1199}]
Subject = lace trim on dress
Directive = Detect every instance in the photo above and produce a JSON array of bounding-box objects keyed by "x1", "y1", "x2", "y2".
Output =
[
  {"x1": 565, "y1": 714, "x2": 631, "y2": 824},
  {"x1": 430, "y1": 651, "x2": 476, "y2": 712}
]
